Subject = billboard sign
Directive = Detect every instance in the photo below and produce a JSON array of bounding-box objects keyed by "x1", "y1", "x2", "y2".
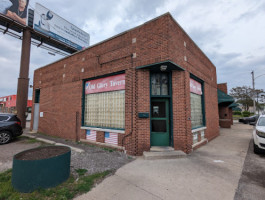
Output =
[
  {"x1": 0, "y1": 0, "x2": 30, "y2": 25},
  {"x1": 33, "y1": 3, "x2": 90, "y2": 50}
]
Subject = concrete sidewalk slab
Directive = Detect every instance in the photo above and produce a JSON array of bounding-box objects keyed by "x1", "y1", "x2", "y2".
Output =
[{"x1": 75, "y1": 124, "x2": 253, "y2": 200}]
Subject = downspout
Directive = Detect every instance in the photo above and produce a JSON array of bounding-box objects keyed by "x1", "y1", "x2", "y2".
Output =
[{"x1": 122, "y1": 54, "x2": 135, "y2": 151}]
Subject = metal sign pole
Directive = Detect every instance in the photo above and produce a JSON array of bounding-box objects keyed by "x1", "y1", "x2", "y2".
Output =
[
  {"x1": 251, "y1": 71, "x2": 256, "y2": 114},
  {"x1": 16, "y1": 28, "x2": 31, "y2": 128}
]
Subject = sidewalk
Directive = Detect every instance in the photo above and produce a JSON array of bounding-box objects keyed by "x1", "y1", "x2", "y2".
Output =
[{"x1": 75, "y1": 123, "x2": 253, "y2": 200}]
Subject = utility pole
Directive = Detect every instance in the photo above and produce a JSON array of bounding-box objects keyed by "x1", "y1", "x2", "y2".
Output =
[
  {"x1": 16, "y1": 28, "x2": 31, "y2": 128},
  {"x1": 251, "y1": 70, "x2": 256, "y2": 114}
]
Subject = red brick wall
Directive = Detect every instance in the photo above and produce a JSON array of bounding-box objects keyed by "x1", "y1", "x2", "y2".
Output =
[
  {"x1": 218, "y1": 105, "x2": 233, "y2": 128},
  {"x1": 96, "y1": 131, "x2": 105, "y2": 143},
  {"x1": 167, "y1": 15, "x2": 219, "y2": 150},
  {"x1": 32, "y1": 13, "x2": 219, "y2": 155},
  {"x1": 218, "y1": 83, "x2": 228, "y2": 94}
]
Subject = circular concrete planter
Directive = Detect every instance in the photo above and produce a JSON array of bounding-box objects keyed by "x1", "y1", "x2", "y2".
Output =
[{"x1": 12, "y1": 146, "x2": 71, "y2": 193}]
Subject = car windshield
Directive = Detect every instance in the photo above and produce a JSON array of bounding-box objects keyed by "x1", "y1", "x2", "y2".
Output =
[{"x1": 257, "y1": 117, "x2": 265, "y2": 126}]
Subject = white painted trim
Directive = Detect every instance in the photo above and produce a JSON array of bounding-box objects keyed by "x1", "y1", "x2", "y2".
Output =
[
  {"x1": 80, "y1": 126, "x2": 125, "y2": 134},
  {"x1": 192, "y1": 138, "x2": 208, "y2": 149},
  {"x1": 192, "y1": 127, "x2": 207, "y2": 133}
]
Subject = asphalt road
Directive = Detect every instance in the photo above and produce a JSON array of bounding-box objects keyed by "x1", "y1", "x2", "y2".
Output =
[
  {"x1": 234, "y1": 138, "x2": 265, "y2": 200},
  {"x1": 0, "y1": 137, "x2": 40, "y2": 172}
]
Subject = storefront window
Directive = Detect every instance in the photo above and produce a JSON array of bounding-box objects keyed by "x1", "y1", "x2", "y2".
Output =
[
  {"x1": 83, "y1": 74, "x2": 125, "y2": 129},
  {"x1": 151, "y1": 73, "x2": 169, "y2": 95},
  {"x1": 190, "y1": 78, "x2": 204, "y2": 129}
]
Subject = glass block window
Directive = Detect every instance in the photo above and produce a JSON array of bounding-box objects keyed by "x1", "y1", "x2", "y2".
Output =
[
  {"x1": 190, "y1": 78, "x2": 204, "y2": 129},
  {"x1": 84, "y1": 90, "x2": 125, "y2": 129}
]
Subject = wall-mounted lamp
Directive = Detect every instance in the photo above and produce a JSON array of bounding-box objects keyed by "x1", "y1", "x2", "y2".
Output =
[{"x1": 160, "y1": 65, "x2": 167, "y2": 71}]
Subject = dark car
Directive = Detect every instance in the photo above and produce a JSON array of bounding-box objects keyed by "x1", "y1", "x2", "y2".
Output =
[
  {"x1": 239, "y1": 115, "x2": 259, "y2": 124},
  {"x1": 0, "y1": 113, "x2": 23, "y2": 144}
]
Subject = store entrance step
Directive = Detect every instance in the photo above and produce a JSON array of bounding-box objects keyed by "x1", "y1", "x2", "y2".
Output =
[
  {"x1": 144, "y1": 148, "x2": 186, "y2": 160},
  {"x1": 150, "y1": 146, "x2": 175, "y2": 152}
]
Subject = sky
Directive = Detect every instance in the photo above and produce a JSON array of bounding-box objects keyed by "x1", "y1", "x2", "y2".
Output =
[{"x1": 0, "y1": 0, "x2": 265, "y2": 98}]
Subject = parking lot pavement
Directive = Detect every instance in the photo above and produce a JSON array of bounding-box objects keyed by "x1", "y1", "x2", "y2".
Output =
[
  {"x1": 0, "y1": 137, "x2": 41, "y2": 172},
  {"x1": 234, "y1": 138, "x2": 265, "y2": 200},
  {"x1": 75, "y1": 123, "x2": 253, "y2": 200}
]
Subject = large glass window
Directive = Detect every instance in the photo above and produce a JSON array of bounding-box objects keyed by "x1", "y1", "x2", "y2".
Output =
[
  {"x1": 190, "y1": 78, "x2": 204, "y2": 129},
  {"x1": 190, "y1": 93, "x2": 203, "y2": 128},
  {"x1": 84, "y1": 90, "x2": 125, "y2": 129}
]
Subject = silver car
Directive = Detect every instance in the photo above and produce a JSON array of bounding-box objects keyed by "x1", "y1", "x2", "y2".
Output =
[{"x1": 253, "y1": 115, "x2": 265, "y2": 154}]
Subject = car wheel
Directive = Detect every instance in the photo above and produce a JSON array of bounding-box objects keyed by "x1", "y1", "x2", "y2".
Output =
[
  {"x1": 254, "y1": 142, "x2": 260, "y2": 154},
  {"x1": 0, "y1": 131, "x2": 12, "y2": 144}
]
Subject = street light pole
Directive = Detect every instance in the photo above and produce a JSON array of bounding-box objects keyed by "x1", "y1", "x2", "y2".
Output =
[
  {"x1": 251, "y1": 71, "x2": 256, "y2": 114},
  {"x1": 251, "y1": 71, "x2": 265, "y2": 115}
]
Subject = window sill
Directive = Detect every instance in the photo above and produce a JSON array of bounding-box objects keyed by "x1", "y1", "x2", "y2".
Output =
[
  {"x1": 192, "y1": 127, "x2": 206, "y2": 133},
  {"x1": 81, "y1": 126, "x2": 125, "y2": 134},
  {"x1": 192, "y1": 138, "x2": 208, "y2": 149}
]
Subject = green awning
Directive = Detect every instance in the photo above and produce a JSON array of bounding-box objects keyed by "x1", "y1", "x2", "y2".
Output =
[
  {"x1": 218, "y1": 89, "x2": 234, "y2": 104},
  {"x1": 136, "y1": 60, "x2": 185, "y2": 71},
  {"x1": 228, "y1": 102, "x2": 238, "y2": 108}
]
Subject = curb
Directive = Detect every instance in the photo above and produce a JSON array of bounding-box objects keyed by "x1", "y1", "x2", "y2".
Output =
[{"x1": 23, "y1": 134, "x2": 84, "y2": 153}]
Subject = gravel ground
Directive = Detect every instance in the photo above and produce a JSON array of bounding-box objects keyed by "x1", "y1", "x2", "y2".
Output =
[
  {"x1": 0, "y1": 129, "x2": 133, "y2": 176},
  {"x1": 28, "y1": 132, "x2": 133, "y2": 175}
]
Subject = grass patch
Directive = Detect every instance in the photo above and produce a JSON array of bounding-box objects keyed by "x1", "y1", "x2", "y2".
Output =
[
  {"x1": 75, "y1": 169, "x2": 88, "y2": 176},
  {"x1": 233, "y1": 115, "x2": 243, "y2": 120},
  {"x1": 19, "y1": 136, "x2": 40, "y2": 144},
  {"x1": 0, "y1": 169, "x2": 111, "y2": 200},
  {"x1": 102, "y1": 147, "x2": 114, "y2": 152},
  {"x1": 18, "y1": 136, "x2": 49, "y2": 147}
]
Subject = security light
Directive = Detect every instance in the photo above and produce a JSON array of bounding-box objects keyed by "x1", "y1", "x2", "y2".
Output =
[{"x1": 160, "y1": 65, "x2": 167, "y2": 71}]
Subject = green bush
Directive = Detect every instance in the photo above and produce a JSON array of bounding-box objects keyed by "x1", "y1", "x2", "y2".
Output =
[
  {"x1": 242, "y1": 111, "x2": 250, "y2": 117},
  {"x1": 233, "y1": 111, "x2": 241, "y2": 115}
]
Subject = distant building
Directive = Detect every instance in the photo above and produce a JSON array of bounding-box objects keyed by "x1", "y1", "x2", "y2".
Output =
[
  {"x1": 0, "y1": 95, "x2": 32, "y2": 114},
  {"x1": 217, "y1": 83, "x2": 235, "y2": 128}
]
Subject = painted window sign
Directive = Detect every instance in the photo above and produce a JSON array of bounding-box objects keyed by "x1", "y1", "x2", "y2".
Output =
[
  {"x1": 85, "y1": 74, "x2": 125, "y2": 94},
  {"x1": 86, "y1": 130, "x2": 96, "y2": 141},
  {"x1": 190, "y1": 79, "x2": 202, "y2": 95},
  {"x1": 104, "y1": 132, "x2": 110, "y2": 138},
  {"x1": 104, "y1": 132, "x2": 118, "y2": 145}
]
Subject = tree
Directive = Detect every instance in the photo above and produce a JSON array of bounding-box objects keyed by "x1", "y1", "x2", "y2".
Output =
[{"x1": 229, "y1": 86, "x2": 264, "y2": 111}]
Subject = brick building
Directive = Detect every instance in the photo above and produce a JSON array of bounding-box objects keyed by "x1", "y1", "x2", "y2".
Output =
[
  {"x1": 0, "y1": 95, "x2": 32, "y2": 114},
  {"x1": 31, "y1": 13, "x2": 219, "y2": 155},
  {"x1": 217, "y1": 83, "x2": 234, "y2": 128}
]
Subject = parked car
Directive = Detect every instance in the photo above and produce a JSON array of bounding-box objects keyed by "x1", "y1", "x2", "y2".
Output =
[
  {"x1": 239, "y1": 115, "x2": 259, "y2": 124},
  {"x1": 253, "y1": 115, "x2": 265, "y2": 154},
  {"x1": 0, "y1": 113, "x2": 23, "y2": 144}
]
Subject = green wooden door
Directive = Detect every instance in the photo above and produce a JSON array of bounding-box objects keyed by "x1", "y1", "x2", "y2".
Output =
[{"x1": 151, "y1": 99, "x2": 170, "y2": 146}]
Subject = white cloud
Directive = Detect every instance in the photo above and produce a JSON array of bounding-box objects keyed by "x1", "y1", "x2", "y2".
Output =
[{"x1": 0, "y1": 0, "x2": 265, "y2": 98}]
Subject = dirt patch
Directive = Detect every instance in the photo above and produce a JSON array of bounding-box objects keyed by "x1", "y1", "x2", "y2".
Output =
[{"x1": 15, "y1": 146, "x2": 70, "y2": 160}]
